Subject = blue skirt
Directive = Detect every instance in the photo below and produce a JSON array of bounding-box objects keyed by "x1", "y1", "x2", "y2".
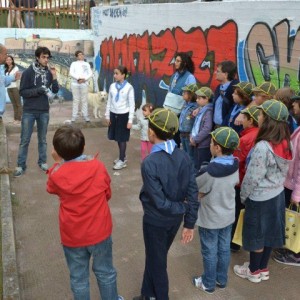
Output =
[
  {"x1": 242, "y1": 191, "x2": 285, "y2": 251},
  {"x1": 107, "y1": 112, "x2": 130, "y2": 142}
]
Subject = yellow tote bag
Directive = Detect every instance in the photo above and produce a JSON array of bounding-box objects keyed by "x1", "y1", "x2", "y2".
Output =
[
  {"x1": 285, "y1": 206, "x2": 300, "y2": 253},
  {"x1": 232, "y1": 209, "x2": 245, "y2": 246}
]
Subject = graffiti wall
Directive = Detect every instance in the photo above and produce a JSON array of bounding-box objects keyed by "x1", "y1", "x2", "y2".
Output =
[
  {"x1": 1, "y1": 28, "x2": 94, "y2": 101},
  {"x1": 92, "y1": 1, "x2": 300, "y2": 108}
]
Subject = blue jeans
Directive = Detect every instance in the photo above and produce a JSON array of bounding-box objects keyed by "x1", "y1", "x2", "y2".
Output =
[
  {"x1": 181, "y1": 135, "x2": 194, "y2": 164},
  {"x1": 63, "y1": 236, "x2": 118, "y2": 300},
  {"x1": 17, "y1": 112, "x2": 49, "y2": 170},
  {"x1": 198, "y1": 224, "x2": 232, "y2": 290},
  {"x1": 141, "y1": 220, "x2": 181, "y2": 300},
  {"x1": 24, "y1": 11, "x2": 35, "y2": 28}
]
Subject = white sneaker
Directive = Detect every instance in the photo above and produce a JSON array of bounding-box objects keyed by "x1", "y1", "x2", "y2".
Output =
[
  {"x1": 40, "y1": 163, "x2": 49, "y2": 172},
  {"x1": 114, "y1": 157, "x2": 127, "y2": 164},
  {"x1": 193, "y1": 276, "x2": 215, "y2": 294},
  {"x1": 233, "y1": 262, "x2": 261, "y2": 283},
  {"x1": 113, "y1": 160, "x2": 127, "y2": 170},
  {"x1": 260, "y1": 268, "x2": 269, "y2": 281}
]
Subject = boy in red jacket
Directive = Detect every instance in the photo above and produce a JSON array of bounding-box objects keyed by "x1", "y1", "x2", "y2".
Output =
[
  {"x1": 47, "y1": 125, "x2": 123, "y2": 300},
  {"x1": 231, "y1": 106, "x2": 260, "y2": 252}
]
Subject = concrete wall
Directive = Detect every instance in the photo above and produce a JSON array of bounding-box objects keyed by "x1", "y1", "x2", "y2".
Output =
[{"x1": 92, "y1": 1, "x2": 300, "y2": 108}]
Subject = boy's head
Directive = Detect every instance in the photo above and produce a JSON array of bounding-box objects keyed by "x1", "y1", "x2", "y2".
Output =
[
  {"x1": 147, "y1": 108, "x2": 179, "y2": 141},
  {"x1": 182, "y1": 83, "x2": 198, "y2": 102},
  {"x1": 216, "y1": 61, "x2": 237, "y2": 83},
  {"x1": 240, "y1": 106, "x2": 259, "y2": 129},
  {"x1": 195, "y1": 87, "x2": 214, "y2": 106},
  {"x1": 232, "y1": 82, "x2": 254, "y2": 106},
  {"x1": 53, "y1": 125, "x2": 85, "y2": 161},
  {"x1": 274, "y1": 87, "x2": 295, "y2": 110},
  {"x1": 210, "y1": 127, "x2": 240, "y2": 156},
  {"x1": 252, "y1": 82, "x2": 277, "y2": 105}
]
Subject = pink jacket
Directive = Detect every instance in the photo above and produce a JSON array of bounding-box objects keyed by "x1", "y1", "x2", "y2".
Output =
[{"x1": 285, "y1": 126, "x2": 300, "y2": 202}]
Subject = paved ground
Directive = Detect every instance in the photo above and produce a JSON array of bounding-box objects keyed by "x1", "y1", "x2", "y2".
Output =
[{"x1": 2, "y1": 102, "x2": 300, "y2": 300}]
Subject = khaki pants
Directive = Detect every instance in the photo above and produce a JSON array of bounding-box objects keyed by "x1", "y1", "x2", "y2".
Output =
[{"x1": 7, "y1": 9, "x2": 25, "y2": 28}]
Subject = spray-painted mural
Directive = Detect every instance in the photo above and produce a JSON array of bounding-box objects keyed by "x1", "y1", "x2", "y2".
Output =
[{"x1": 92, "y1": 1, "x2": 300, "y2": 108}]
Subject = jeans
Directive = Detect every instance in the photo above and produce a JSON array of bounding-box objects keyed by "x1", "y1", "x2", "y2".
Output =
[
  {"x1": 24, "y1": 11, "x2": 34, "y2": 28},
  {"x1": 17, "y1": 112, "x2": 49, "y2": 170},
  {"x1": 181, "y1": 136, "x2": 194, "y2": 164},
  {"x1": 63, "y1": 236, "x2": 118, "y2": 300},
  {"x1": 198, "y1": 224, "x2": 232, "y2": 290},
  {"x1": 141, "y1": 220, "x2": 181, "y2": 300}
]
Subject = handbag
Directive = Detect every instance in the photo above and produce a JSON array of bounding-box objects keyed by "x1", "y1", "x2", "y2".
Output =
[
  {"x1": 232, "y1": 209, "x2": 245, "y2": 246},
  {"x1": 285, "y1": 205, "x2": 300, "y2": 253},
  {"x1": 163, "y1": 92, "x2": 184, "y2": 115}
]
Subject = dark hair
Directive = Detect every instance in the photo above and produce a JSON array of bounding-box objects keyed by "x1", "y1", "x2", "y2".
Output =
[
  {"x1": 53, "y1": 125, "x2": 85, "y2": 161},
  {"x1": 142, "y1": 103, "x2": 154, "y2": 112},
  {"x1": 212, "y1": 138, "x2": 235, "y2": 155},
  {"x1": 75, "y1": 50, "x2": 83, "y2": 57},
  {"x1": 274, "y1": 87, "x2": 295, "y2": 110},
  {"x1": 4, "y1": 55, "x2": 16, "y2": 74},
  {"x1": 243, "y1": 113, "x2": 258, "y2": 127},
  {"x1": 148, "y1": 121, "x2": 174, "y2": 141},
  {"x1": 184, "y1": 91, "x2": 197, "y2": 102},
  {"x1": 218, "y1": 61, "x2": 237, "y2": 81},
  {"x1": 115, "y1": 65, "x2": 130, "y2": 78},
  {"x1": 234, "y1": 87, "x2": 252, "y2": 106},
  {"x1": 35, "y1": 47, "x2": 52, "y2": 59},
  {"x1": 255, "y1": 111, "x2": 290, "y2": 145},
  {"x1": 175, "y1": 52, "x2": 195, "y2": 74}
]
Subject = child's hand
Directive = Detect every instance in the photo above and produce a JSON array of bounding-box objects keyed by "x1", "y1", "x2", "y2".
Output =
[
  {"x1": 127, "y1": 123, "x2": 132, "y2": 129},
  {"x1": 181, "y1": 228, "x2": 194, "y2": 244},
  {"x1": 190, "y1": 137, "x2": 196, "y2": 146},
  {"x1": 198, "y1": 192, "x2": 205, "y2": 199},
  {"x1": 192, "y1": 107, "x2": 200, "y2": 117},
  {"x1": 106, "y1": 119, "x2": 111, "y2": 126},
  {"x1": 51, "y1": 149, "x2": 62, "y2": 163}
]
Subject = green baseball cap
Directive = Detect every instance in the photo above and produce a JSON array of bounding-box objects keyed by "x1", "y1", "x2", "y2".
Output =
[
  {"x1": 195, "y1": 87, "x2": 214, "y2": 99},
  {"x1": 211, "y1": 127, "x2": 240, "y2": 150},
  {"x1": 182, "y1": 83, "x2": 199, "y2": 93},
  {"x1": 147, "y1": 108, "x2": 179, "y2": 135},
  {"x1": 240, "y1": 105, "x2": 260, "y2": 123},
  {"x1": 233, "y1": 82, "x2": 254, "y2": 96},
  {"x1": 252, "y1": 81, "x2": 277, "y2": 97},
  {"x1": 291, "y1": 90, "x2": 300, "y2": 101},
  {"x1": 258, "y1": 99, "x2": 289, "y2": 122}
]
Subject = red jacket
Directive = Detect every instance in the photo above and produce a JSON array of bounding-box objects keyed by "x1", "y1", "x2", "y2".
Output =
[
  {"x1": 47, "y1": 158, "x2": 112, "y2": 247},
  {"x1": 234, "y1": 127, "x2": 259, "y2": 186}
]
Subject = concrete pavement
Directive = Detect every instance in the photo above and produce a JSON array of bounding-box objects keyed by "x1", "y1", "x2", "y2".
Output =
[{"x1": 1, "y1": 101, "x2": 299, "y2": 300}]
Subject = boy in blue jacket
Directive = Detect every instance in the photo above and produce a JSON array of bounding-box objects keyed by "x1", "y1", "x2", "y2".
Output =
[{"x1": 133, "y1": 108, "x2": 199, "y2": 300}]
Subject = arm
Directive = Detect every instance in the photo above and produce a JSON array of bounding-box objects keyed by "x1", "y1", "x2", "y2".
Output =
[
  {"x1": 127, "y1": 85, "x2": 135, "y2": 124},
  {"x1": 105, "y1": 85, "x2": 113, "y2": 122},
  {"x1": 84, "y1": 63, "x2": 93, "y2": 81},
  {"x1": 192, "y1": 110, "x2": 213, "y2": 144},
  {"x1": 291, "y1": 141, "x2": 300, "y2": 203},
  {"x1": 69, "y1": 62, "x2": 78, "y2": 80},
  {"x1": 240, "y1": 142, "x2": 268, "y2": 203},
  {"x1": 132, "y1": 118, "x2": 141, "y2": 131}
]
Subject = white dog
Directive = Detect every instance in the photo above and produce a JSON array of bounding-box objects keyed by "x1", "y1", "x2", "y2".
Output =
[{"x1": 88, "y1": 91, "x2": 108, "y2": 119}]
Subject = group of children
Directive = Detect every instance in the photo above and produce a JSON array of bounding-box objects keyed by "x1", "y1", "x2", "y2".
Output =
[{"x1": 45, "y1": 62, "x2": 300, "y2": 300}]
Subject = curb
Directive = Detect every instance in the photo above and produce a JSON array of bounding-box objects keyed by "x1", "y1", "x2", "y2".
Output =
[{"x1": 0, "y1": 122, "x2": 21, "y2": 300}]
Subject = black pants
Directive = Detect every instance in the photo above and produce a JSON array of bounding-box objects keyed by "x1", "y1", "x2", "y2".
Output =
[
  {"x1": 231, "y1": 186, "x2": 244, "y2": 242},
  {"x1": 141, "y1": 220, "x2": 181, "y2": 300}
]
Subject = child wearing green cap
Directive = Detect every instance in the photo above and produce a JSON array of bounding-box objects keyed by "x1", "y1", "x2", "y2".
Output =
[
  {"x1": 193, "y1": 127, "x2": 239, "y2": 294},
  {"x1": 179, "y1": 83, "x2": 198, "y2": 162},
  {"x1": 134, "y1": 108, "x2": 199, "y2": 300},
  {"x1": 231, "y1": 106, "x2": 260, "y2": 252},
  {"x1": 234, "y1": 100, "x2": 293, "y2": 283}
]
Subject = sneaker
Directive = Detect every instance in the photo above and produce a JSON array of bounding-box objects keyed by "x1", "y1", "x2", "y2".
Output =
[
  {"x1": 230, "y1": 242, "x2": 241, "y2": 253},
  {"x1": 132, "y1": 296, "x2": 156, "y2": 300},
  {"x1": 193, "y1": 276, "x2": 215, "y2": 294},
  {"x1": 39, "y1": 163, "x2": 49, "y2": 172},
  {"x1": 273, "y1": 248, "x2": 289, "y2": 257},
  {"x1": 216, "y1": 281, "x2": 226, "y2": 288},
  {"x1": 260, "y1": 268, "x2": 270, "y2": 280},
  {"x1": 273, "y1": 253, "x2": 300, "y2": 266},
  {"x1": 113, "y1": 160, "x2": 127, "y2": 170},
  {"x1": 13, "y1": 167, "x2": 25, "y2": 177},
  {"x1": 114, "y1": 157, "x2": 128, "y2": 164},
  {"x1": 117, "y1": 296, "x2": 124, "y2": 300},
  {"x1": 233, "y1": 262, "x2": 261, "y2": 283},
  {"x1": 84, "y1": 118, "x2": 91, "y2": 122}
]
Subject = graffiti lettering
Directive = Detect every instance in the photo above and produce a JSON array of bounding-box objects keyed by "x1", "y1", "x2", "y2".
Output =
[{"x1": 103, "y1": 7, "x2": 128, "y2": 18}]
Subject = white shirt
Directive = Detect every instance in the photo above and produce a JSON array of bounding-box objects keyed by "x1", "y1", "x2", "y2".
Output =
[
  {"x1": 6, "y1": 65, "x2": 19, "y2": 89},
  {"x1": 69, "y1": 60, "x2": 92, "y2": 86}
]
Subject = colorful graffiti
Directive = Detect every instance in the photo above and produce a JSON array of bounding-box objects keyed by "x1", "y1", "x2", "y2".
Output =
[{"x1": 98, "y1": 18, "x2": 300, "y2": 107}]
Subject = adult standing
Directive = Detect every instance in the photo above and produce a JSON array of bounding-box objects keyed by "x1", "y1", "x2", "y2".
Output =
[
  {"x1": 5, "y1": 55, "x2": 22, "y2": 124},
  {"x1": 167, "y1": 52, "x2": 196, "y2": 147},
  {"x1": 22, "y1": 0, "x2": 37, "y2": 28},
  {"x1": 7, "y1": 0, "x2": 25, "y2": 28},
  {"x1": 213, "y1": 60, "x2": 239, "y2": 128},
  {"x1": 0, "y1": 44, "x2": 20, "y2": 122},
  {"x1": 69, "y1": 50, "x2": 93, "y2": 122},
  {"x1": 13, "y1": 47, "x2": 59, "y2": 177}
]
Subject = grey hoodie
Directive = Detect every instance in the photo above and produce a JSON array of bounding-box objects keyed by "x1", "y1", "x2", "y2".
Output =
[{"x1": 241, "y1": 141, "x2": 293, "y2": 203}]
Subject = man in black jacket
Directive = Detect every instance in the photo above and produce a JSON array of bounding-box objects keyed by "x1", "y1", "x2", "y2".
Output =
[{"x1": 13, "y1": 47, "x2": 59, "y2": 177}]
